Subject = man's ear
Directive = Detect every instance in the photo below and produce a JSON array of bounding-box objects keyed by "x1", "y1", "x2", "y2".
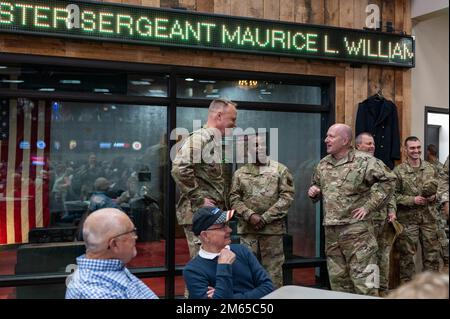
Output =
[{"x1": 108, "y1": 238, "x2": 118, "y2": 251}]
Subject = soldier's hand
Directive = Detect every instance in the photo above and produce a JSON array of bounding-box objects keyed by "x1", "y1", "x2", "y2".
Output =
[
  {"x1": 426, "y1": 195, "x2": 436, "y2": 203},
  {"x1": 308, "y1": 185, "x2": 321, "y2": 198},
  {"x1": 352, "y1": 207, "x2": 368, "y2": 220},
  {"x1": 218, "y1": 248, "x2": 236, "y2": 264},
  {"x1": 207, "y1": 286, "x2": 215, "y2": 299},
  {"x1": 203, "y1": 198, "x2": 217, "y2": 207},
  {"x1": 249, "y1": 213, "x2": 263, "y2": 226},
  {"x1": 414, "y1": 196, "x2": 427, "y2": 205},
  {"x1": 387, "y1": 211, "x2": 397, "y2": 223},
  {"x1": 254, "y1": 219, "x2": 266, "y2": 231}
]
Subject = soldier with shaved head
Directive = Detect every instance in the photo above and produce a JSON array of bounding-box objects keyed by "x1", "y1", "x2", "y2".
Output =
[{"x1": 308, "y1": 124, "x2": 396, "y2": 296}]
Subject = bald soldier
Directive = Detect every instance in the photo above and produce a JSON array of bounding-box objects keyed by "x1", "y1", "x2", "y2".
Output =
[
  {"x1": 171, "y1": 99, "x2": 237, "y2": 260},
  {"x1": 308, "y1": 124, "x2": 396, "y2": 296},
  {"x1": 229, "y1": 135, "x2": 295, "y2": 288},
  {"x1": 355, "y1": 132, "x2": 397, "y2": 296}
]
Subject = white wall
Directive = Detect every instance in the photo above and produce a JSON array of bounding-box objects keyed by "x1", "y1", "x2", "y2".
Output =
[
  {"x1": 428, "y1": 112, "x2": 449, "y2": 161},
  {"x1": 411, "y1": 10, "x2": 449, "y2": 145},
  {"x1": 412, "y1": 0, "x2": 448, "y2": 19}
]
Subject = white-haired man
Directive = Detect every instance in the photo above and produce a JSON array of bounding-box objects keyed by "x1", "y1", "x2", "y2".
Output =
[{"x1": 66, "y1": 208, "x2": 158, "y2": 299}]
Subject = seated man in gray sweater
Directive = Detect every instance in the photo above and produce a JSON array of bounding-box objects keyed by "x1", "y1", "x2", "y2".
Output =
[{"x1": 183, "y1": 207, "x2": 274, "y2": 299}]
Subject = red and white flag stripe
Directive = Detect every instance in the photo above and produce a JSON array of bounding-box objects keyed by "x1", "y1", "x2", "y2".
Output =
[{"x1": 0, "y1": 99, "x2": 51, "y2": 245}]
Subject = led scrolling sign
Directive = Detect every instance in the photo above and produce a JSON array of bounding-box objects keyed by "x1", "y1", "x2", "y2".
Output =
[{"x1": 0, "y1": 0, "x2": 415, "y2": 68}]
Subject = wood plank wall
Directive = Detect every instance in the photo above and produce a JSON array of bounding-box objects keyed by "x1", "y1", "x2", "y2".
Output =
[{"x1": 0, "y1": 0, "x2": 412, "y2": 142}]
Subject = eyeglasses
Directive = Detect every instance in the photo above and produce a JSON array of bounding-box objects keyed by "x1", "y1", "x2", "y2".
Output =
[
  {"x1": 110, "y1": 227, "x2": 138, "y2": 240},
  {"x1": 206, "y1": 222, "x2": 229, "y2": 231}
]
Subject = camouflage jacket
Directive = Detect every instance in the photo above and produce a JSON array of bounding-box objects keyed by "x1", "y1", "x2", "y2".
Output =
[
  {"x1": 171, "y1": 127, "x2": 226, "y2": 225},
  {"x1": 394, "y1": 160, "x2": 439, "y2": 222},
  {"x1": 311, "y1": 148, "x2": 396, "y2": 226},
  {"x1": 372, "y1": 162, "x2": 397, "y2": 221},
  {"x1": 229, "y1": 160, "x2": 295, "y2": 235},
  {"x1": 438, "y1": 156, "x2": 449, "y2": 204}
]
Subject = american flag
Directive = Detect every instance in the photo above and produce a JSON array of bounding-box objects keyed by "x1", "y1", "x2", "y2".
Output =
[{"x1": 0, "y1": 99, "x2": 51, "y2": 245}]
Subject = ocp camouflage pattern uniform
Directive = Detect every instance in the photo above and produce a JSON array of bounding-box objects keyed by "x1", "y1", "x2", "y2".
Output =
[
  {"x1": 171, "y1": 127, "x2": 227, "y2": 259},
  {"x1": 311, "y1": 148, "x2": 396, "y2": 296},
  {"x1": 438, "y1": 157, "x2": 449, "y2": 205},
  {"x1": 428, "y1": 159, "x2": 449, "y2": 268},
  {"x1": 229, "y1": 160, "x2": 294, "y2": 289},
  {"x1": 394, "y1": 160, "x2": 440, "y2": 283},
  {"x1": 372, "y1": 196, "x2": 396, "y2": 294}
]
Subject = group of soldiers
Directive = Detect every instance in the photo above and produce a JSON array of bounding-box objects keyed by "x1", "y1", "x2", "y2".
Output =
[{"x1": 171, "y1": 99, "x2": 449, "y2": 297}]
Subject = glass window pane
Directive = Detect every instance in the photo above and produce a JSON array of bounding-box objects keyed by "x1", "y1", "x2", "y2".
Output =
[
  {"x1": 174, "y1": 106, "x2": 322, "y2": 266},
  {"x1": 177, "y1": 78, "x2": 321, "y2": 105},
  {"x1": 0, "y1": 99, "x2": 168, "y2": 275},
  {"x1": 0, "y1": 64, "x2": 168, "y2": 97}
]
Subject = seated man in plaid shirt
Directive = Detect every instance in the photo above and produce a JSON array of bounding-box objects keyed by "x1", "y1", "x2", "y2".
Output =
[{"x1": 66, "y1": 208, "x2": 158, "y2": 299}]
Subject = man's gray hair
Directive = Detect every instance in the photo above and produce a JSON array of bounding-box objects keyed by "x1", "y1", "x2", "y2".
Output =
[
  {"x1": 208, "y1": 98, "x2": 237, "y2": 114},
  {"x1": 83, "y1": 209, "x2": 128, "y2": 253},
  {"x1": 355, "y1": 132, "x2": 373, "y2": 146}
]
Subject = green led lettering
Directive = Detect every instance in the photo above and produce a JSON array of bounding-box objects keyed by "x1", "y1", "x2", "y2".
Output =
[
  {"x1": 255, "y1": 28, "x2": 269, "y2": 47},
  {"x1": 344, "y1": 37, "x2": 363, "y2": 56},
  {"x1": 324, "y1": 35, "x2": 338, "y2": 54},
  {"x1": 271, "y1": 30, "x2": 285, "y2": 49},
  {"x1": 306, "y1": 33, "x2": 318, "y2": 52},
  {"x1": 367, "y1": 39, "x2": 378, "y2": 57},
  {"x1": 170, "y1": 19, "x2": 184, "y2": 39},
  {"x1": 136, "y1": 16, "x2": 152, "y2": 37},
  {"x1": 403, "y1": 43, "x2": 414, "y2": 60},
  {"x1": 185, "y1": 21, "x2": 200, "y2": 41},
  {"x1": 0, "y1": 2, "x2": 14, "y2": 24},
  {"x1": 201, "y1": 22, "x2": 216, "y2": 42},
  {"x1": 15, "y1": 3, "x2": 33, "y2": 26},
  {"x1": 287, "y1": 31, "x2": 291, "y2": 49},
  {"x1": 53, "y1": 7, "x2": 68, "y2": 28},
  {"x1": 34, "y1": 6, "x2": 51, "y2": 28},
  {"x1": 155, "y1": 17, "x2": 169, "y2": 38},
  {"x1": 117, "y1": 14, "x2": 133, "y2": 35},
  {"x1": 292, "y1": 32, "x2": 306, "y2": 51},
  {"x1": 99, "y1": 12, "x2": 114, "y2": 33},
  {"x1": 222, "y1": 25, "x2": 241, "y2": 44},
  {"x1": 81, "y1": 11, "x2": 96, "y2": 31},
  {"x1": 391, "y1": 42, "x2": 403, "y2": 59},
  {"x1": 378, "y1": 40, "x2": 388, "y2": 58},
  {"x1": 241, "y1": 27, "x2": 255, "y2": 46}
]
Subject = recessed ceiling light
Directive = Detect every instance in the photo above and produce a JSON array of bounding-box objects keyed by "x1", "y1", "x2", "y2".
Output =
[
  {"x1": 60, "y1": 80, "x2": 81, "y2": 84},
  {"x1": 130, "y1": 80, "x2": 151, "y2": 85},
  {"x1": 94, "y1": 88, "x2": 110, "y2": 93},
  {"x1": 185, "y1": 78, "x2": 194, "y2": 82},
  {"x1": 1, "y1": 79, "x2": 24, "y2": 83},
  {"x1": 38, "y1": 88, "x2": 55, "y2": 92},
  {"x1": 0, "y1": 66, "x2": 7, "y2": 69}
]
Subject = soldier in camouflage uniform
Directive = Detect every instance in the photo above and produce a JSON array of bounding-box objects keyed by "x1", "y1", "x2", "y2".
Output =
[
  {"x1": 171, "y1": 99, "x2": 237, "y2": 260},
  {"x1": 229, "y1": 135, "x2": 295, "y2": 288},
  {"x1": 355, "y1": 132, "x2": 397, "y2": 295},
  {"x1": 426, "y1": 145, "x2": 449, "y2": 271},
  {"x1": 308, "y1": 124, "x2": 396, "y2": 296},
  {"x1": 439, "y1": 156, "x2": 449, "y2": 219},
  {"x1": 394, "y1": 137, "x2": 440, "y2": 284}
]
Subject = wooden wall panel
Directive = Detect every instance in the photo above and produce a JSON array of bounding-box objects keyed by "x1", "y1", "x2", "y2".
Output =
[
  {"x1": 324, "y1": 0, "x2": 339, "y2": 26},
  {"x1": 197, "y1": 0, "x2": 214, "y2": 12},
  {"x1": 231, "y1": 0, "x2": 248, "y2": 17},
  {"x1": 141, "y1": 0, "x2": 161, "y2": 7},
  {"x1": 264, "y1": 0, "x2": 280, "y2": 20},
  {"x1": 280, "y1": 0, "x2": 295, "y2": 22},
  {"x1": 249, "y1": 0, "x2": 264, "y2": 18},
  {"x1": 214, "y1": 0, "x2": 231, "y2": 14},
  {"x1": 339, "y1": 0, "x2": 354, "y2": 28}
]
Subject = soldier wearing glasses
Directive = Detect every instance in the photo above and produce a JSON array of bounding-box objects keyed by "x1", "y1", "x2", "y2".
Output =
[
  {"x1": 183, "y1": 207, "x2": 273, "y2": 299},
  {"x1": 66, "y1": 208, "x2": 158, "y2": 299}
]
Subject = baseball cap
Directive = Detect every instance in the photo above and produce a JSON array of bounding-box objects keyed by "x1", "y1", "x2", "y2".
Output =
[{"x1": 192, "y1": 207, "x2": 235, "y2": 236}]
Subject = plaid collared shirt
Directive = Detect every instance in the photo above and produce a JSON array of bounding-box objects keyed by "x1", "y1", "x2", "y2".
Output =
[{"x1": 65, "y1": 255, "x2": 158, "y2": 299}]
